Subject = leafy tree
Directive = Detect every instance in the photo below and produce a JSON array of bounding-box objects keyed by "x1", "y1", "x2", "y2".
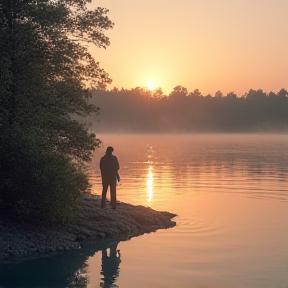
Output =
[
  {"x1": 268, "y1": 91, "x2": 277, "y2": 98},
  {"x1": 214, "y1": 90, "x2": 223, "y2": 98},
  {"x1": 130, "y1": 86, "x2": 152, "y2": 98},
  {"x1": 277, "y1": 88, "x2": 288, "y2": 98},
  {"x1": 152, "y1": 87, "x2": 164, "y2": 99},
  {"x1": 188, "y1": 89, "x2": 202, "y2": 98},
  {"x1": 0, "y1": 0, "x2": 113, "y2": 223},
  {"x1": 169, "y1": 85, "x2": 188, "y2": 98},
  {"x1": 246, "y1": 89, "x2": 266, "y2": 99},
  {"x1": 226, "y1": 92, "x2": 237, "y2": 99}
]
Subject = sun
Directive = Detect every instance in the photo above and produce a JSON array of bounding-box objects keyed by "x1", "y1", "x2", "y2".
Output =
[{"x1": 147, "y1": 81, "x2": 156, "y2": 91}]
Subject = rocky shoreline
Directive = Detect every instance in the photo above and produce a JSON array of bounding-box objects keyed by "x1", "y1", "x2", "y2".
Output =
[{"x1": 0, "y1": 194, "x2": 177, "y2": 262}]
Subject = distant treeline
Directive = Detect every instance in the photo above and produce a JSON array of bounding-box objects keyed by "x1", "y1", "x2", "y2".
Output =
[{"x1": 90, "y1": 86, "x2": 288, "y2": 133}]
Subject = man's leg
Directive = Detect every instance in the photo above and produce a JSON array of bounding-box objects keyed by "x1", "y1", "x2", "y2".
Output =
[
  {"x1": 101, "y1": 182, "x2": 109, "y2": 208},
  {"x1": 110, "y1": 180, "x2": 117, "y2": 209}
]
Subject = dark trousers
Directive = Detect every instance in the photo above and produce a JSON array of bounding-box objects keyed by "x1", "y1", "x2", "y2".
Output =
[{"x1": 101, "y1": 177, "x2": 117, "y2": 208}]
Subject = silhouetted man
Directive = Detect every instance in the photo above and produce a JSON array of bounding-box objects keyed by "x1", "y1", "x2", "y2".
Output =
[{"x1": 100, "y1": 146, "x2": 120, "y2": 209}]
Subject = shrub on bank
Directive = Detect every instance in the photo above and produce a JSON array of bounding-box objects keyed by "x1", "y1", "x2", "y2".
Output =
[{"x1": 0, "y1": 127, "x2": 88, "y2": 224}]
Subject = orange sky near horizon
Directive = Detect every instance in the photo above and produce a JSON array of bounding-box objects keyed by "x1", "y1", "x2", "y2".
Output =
[{"x1": 90, "y1": 0, "x2": 287, "y2": 96}]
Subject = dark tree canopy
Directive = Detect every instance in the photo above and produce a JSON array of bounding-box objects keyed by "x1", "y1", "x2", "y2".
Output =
[
  {"x1": 0, "y1": 0, "x2": 113, "y2": 223},
  {"x1": 90, "y1": 87, "x2": 288, "y2": 133}
]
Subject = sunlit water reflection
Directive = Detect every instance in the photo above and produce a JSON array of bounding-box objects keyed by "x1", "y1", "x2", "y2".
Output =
[{"x1": 1, "y1": 134, "x2": 288, "y2": 288}]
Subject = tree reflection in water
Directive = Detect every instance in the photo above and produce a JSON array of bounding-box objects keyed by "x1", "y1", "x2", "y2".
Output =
[
  {"x1": 0, "y1": 241, "x2": 121, "y2": 288},
  {"x1": 69, "y1": 265, "x2": 89, "y2": 288}
]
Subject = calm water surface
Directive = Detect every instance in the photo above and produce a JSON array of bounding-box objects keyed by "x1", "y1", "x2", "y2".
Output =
[{"x1": 1, "y1": 134, "x2": 288, "y2": 288}]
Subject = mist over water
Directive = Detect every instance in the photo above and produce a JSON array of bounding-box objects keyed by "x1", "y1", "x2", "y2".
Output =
[
  {"x1": 1, "y1": 134, "x2": 288, "y2": 288},
  {"x1": 90, "y1": 133, "x2": 288, "y2": 204},
  {"x1": 90, "y1": 89, "x2": 288, "y2": 133}
]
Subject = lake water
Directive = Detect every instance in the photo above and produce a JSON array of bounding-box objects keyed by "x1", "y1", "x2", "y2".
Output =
[{"x1": 1, "y1": 134, "x2": 288, "y2": 288}]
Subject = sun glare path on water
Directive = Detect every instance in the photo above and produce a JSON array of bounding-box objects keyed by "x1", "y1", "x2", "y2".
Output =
[{"x1": 147, "y1": 165, "x2": 153, "y2": 202}]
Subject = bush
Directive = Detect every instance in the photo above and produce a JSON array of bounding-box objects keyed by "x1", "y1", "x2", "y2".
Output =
[{"x1": 0, "y1": 126, "x2": 88, "y2": 224}]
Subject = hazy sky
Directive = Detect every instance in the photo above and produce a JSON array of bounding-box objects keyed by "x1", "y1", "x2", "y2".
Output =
[{"x1": 90, "y1": 0, "x2": 287, "y2": 96}]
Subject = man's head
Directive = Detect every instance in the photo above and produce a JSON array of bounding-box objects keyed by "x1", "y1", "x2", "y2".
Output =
[{"x1": 106, "y1": 146, "x2": 114, "y2": 154}]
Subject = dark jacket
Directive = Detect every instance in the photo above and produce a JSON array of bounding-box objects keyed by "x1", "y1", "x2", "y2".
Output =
[{"x1": 100, "y1": 153, "x2": 120, "y2": 181}]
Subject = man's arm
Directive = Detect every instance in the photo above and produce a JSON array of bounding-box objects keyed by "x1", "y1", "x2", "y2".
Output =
[
  {"x1": 115, "y1": 157, "x2": 120, "y2": 181},
  {"x1": 115, "y1": 156, "x2": 120, "y2": 171}
]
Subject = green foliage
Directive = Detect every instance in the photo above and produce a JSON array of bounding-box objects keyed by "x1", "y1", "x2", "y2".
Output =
[
  {"x1": 0, "y1": 0, "x2": 113, "y2": 223},
  {"x1": 0, "y1": 126, "x2": 88, "y2": 223}
]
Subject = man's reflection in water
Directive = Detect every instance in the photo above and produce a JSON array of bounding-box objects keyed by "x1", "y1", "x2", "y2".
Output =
[{"x1": 100, "y1": 241, "x2": 121, "y2": 288}]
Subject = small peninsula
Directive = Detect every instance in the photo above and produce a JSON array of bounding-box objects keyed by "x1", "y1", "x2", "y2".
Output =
[{"x1": 0, "y1": 194, "x2": 177, "y2": 261}]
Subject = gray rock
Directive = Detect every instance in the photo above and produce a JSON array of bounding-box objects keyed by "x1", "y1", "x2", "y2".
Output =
[{"x1": 0, "y1": 194, "x2": 176, "y2": 261}]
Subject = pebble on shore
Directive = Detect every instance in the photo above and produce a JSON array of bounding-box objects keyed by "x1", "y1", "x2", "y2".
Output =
[{"x1": 0, "y1": 193, "x2": 177, "y2": 261}]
